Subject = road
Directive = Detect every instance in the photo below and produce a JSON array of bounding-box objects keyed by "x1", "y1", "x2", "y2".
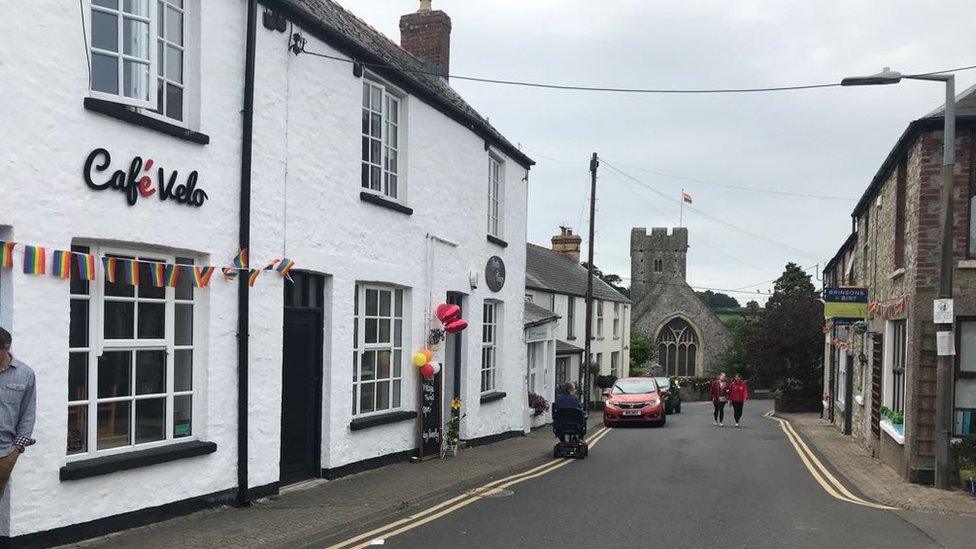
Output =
[{"x1": 326, "y1": 402, "x2": 957, "y2": 548}]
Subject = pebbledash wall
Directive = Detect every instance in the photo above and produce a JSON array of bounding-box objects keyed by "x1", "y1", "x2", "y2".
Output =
[{"x1": 0, "y1": 0, "x2": 531, "y2": 542}]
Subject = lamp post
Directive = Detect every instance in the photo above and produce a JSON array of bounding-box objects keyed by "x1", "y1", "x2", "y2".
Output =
[{"x1": 842, "y1": 67, "x2": 956, "y2": 489}]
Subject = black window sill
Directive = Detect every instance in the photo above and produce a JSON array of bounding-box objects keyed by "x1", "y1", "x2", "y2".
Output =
[
  {"x1": 60, "y1": 440, "x2": 217, "y2": 481},
  {"x1": 487, "y1": 234, "x2": 508, "y2": 248},
  {"x1": 567, "y1": 336, "x2": 577, "y2": 341},
  {"x1": 349, "y1": 410, "x2": 417, "y2": 431},
  {"x1": 480, "y1": 391, "x2": 507, "y2": 404},
  {"x1": 84, "y1": 98, "x2": 210, "y2": 145},
  {"x1": 360, "y1": 192, "x2": 413, "y2": 215}
]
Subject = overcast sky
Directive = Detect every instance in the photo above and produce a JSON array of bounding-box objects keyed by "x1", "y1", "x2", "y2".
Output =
[{"x1": 342, "y1": 0, "x2": 976, "y2": 304}]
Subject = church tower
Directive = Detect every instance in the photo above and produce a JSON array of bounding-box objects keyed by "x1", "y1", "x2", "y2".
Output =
[{"x1": 630, "y1": 227, "x2": 689, "y2": 305}]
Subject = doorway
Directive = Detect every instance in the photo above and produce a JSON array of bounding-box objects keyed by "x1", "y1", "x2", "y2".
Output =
[
  {"x1": 280, "y1": 272, "x2": 324, "y2": 485},
  {"x1": 443, "y1": 293, "x2": 464, "y2": 426}
]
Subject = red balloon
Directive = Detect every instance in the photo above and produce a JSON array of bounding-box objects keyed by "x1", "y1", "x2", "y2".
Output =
[
  {"x1": 420, "y1": 362, "x2": 436, "y2": 379},
  {"x1": 435, "y1": 303, "x2": 461, "y2": 323},
  {"x1": 444, "y1": 318, "x2": 468, "y2": 333}
]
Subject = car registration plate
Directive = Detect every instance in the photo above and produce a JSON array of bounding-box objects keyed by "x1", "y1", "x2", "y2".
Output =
[{"x1": 623, "y1": 410, "x2": 642, "y2": 416}]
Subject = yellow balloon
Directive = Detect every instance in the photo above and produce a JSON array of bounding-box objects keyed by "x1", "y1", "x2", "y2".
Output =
[
  {"x1": 413, "y1": 352, "x2": 428, "y2": 367},
  {"x1": 422, "y1": 348, "x2": 434, "y2": 361}
]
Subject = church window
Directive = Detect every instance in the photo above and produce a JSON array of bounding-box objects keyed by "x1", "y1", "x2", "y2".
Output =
[
  {"x1": 657, "y1": 318, "x2": 698, "y2": 377},
  {"x1": 653, "y1": 259, "x2": 662, "y2": 273}
]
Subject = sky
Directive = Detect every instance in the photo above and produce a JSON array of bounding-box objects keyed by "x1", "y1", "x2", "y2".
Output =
[{"x1": 339, "y1": 0, "x2": 976, "y2": 304}]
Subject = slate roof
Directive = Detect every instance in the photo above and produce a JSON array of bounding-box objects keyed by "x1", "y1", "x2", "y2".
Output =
[
  {"x1": 524, "y1": 301, "x2": 559, "y2": 328},
  {"x1": 526, "y1": 243, "x2": 631, "y2": 303},
  {"x1": 556, "y1": 340, "x2": 584, "y2": 355},
  {"x1": 271, "y1": 0, "x2": 533, "y2": 168}
]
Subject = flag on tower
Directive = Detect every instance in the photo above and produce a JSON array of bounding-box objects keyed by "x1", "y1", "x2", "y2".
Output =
[{"x1": 682, "y1": 191, "x2": 693, "y2": 204}]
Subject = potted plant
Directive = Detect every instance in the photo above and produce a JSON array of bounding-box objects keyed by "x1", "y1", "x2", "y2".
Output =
[
  {"x1": 951, "y1": 437, "x2": 976, "y2": 494},
  {"x1": 595, "y1": 374, "x2": 618, "y2": 390},
  {"x1": 443, "y1": 398, "x2": 467, "y2": 458},
  {"x1": 527, "y1": 392, "x2": 550, "y2": 416}
]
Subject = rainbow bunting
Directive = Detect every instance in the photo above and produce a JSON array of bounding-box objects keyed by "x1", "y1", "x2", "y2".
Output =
[
  {"x1": 0, "y1": 242, "x2": 15, "y2": 269},
  {"x1": 122, "y1": 259, "x2": 140, "y2": 286},
  {"x1": 23, "y1": 245, "x2": 46, "y2": 275},
  {"x1": 233, "y1": 249, "x2": 249, "y2": 269},
  {"x1": 193, "y1": 266, "x2": 216, "y2": 288},
  {"x1": 51, "y1": 250, "x2": 72, "y2": 279},
  {"x1": 102, "y1": 257, "x2": 119, "y2": 283},
  {"x1": 247, "y1": 269, "x2": 261, "y2": 288},
  {"x1": 150, "y1": 263, "x2": 166, "y2": 287},
  {"x1": 75, "y1": 253, "x2": 96, "y2": 281},
  {"x1": 165, "y1": 264, "x2": 181, "y2": 287},
  {"x1": 221, "y1": 267, "x2": 238, "y2": 279}
]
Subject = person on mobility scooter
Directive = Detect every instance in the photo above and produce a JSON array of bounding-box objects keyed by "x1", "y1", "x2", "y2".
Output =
[{"x1": 551, "y1": 383, "x2": 588, "y2": 458}]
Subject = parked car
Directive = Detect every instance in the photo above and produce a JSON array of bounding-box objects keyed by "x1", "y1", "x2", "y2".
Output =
[
  {"x1": 603, "y1": 377, "x2": 666, "y2": 427},
  {"x1": 655, "y1": 377, "x2": 682, "y2": 414}
]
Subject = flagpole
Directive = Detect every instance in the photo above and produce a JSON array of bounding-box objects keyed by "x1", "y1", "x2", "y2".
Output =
[{"x1": 679, "y1": 187, "x2": 684, "y2": 228}]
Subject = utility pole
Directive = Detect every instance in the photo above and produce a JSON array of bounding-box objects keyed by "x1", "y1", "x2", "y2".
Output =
[{"x1": 582, "y1": 152, "x2": 599, "y2": 409}]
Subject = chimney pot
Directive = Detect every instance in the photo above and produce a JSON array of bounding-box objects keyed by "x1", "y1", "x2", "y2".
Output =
[
  {"x1": 400, "y1": 2, "x2": 452, "y2": 78},
  {"x1": 552, "y1": 226, "x2": 582, "y2": 263}
]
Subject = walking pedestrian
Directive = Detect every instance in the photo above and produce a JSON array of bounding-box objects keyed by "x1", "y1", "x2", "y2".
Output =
[
  {"x1": 0, "y1": 327, "x2": 36, "y2": 499},
  {"x1": 709, "y1": 372, "x2": 729, "y2": 426},
  {"x1": 728, "y1": 373, "x2": 749, "y2": 427}
]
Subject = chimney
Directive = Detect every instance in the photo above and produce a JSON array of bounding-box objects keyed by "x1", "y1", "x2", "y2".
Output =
[
  {"x1": 551, "y1": 226, "x2": 582, "y2": 262},
  {"x1": 399, "y1": 1, "x2": 452, "y2": 78}
]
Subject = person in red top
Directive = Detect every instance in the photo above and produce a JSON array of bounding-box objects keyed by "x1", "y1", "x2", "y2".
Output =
[
  {"x1": 728, "y1": 373, "x2": 750, "y2": 427},
  {"x1": 709, "y1": 372, "x2": 729, "y2": 426}
]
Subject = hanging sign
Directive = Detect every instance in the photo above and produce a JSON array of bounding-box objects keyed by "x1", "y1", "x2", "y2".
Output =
[
  {"x1": 418, "y1": 373, "x2": 442, "y2": 460},
  {"x1": 933, "y1": 298, "x2": 954, "y2": 324},
  {"x1": 83, "y1": 148, "x2": 209, "y2": 208},
  {"x1": 485, "y1": 255, "x2": 506, "y2": 293},
  {"x1": 823, "y1": 287, "x2": 868, "y2": 319},
  {"x1": 937, "y1": 330, "x2": 955, "y2": 356}
]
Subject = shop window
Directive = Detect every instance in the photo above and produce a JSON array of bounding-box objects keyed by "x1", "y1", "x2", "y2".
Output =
[
  {"x1": 352, "y1": 285, "x2": 404, "y2": 416},
  {"x1": 88, "y1": 0, "x2": 189, "y2": 120},
  {"x1": 487, "y1": 155, "x2": 504, "y2": 237},
  {"x1": 361, "y1": 78, "x2": 403, "y2": 201},
  {"x1": 481, "y1": 301, "x2": 499, "y2": 393},
  {"x1": 955, "y1": 321, "x2": 976, "y2": 436},
  {"x1": 884, "y1": 320, "x2": 907, "y2": 414},
  {"x1": 68, "y1": 245, "x2": 196, "y2": 459}
]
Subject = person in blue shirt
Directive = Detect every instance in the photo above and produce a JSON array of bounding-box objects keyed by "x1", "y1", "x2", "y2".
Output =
[
  {"x1": 552, "y1": 382, "x2": 583, "y2": 442},
  {"x1": 0, "y1": 327, "x2": 36, "y2": 499}
]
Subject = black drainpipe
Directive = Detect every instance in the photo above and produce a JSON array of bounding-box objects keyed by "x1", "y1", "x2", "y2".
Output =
[{"x1": 236, "y1": 0, "x2": 257, "y2": 507}]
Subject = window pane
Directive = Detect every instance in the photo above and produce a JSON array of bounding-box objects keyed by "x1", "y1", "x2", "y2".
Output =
[
  {"x1": 392, "y1": 380, "x2": 401, "y2": 408},
  {"x1": 370, "y1": 86, "x2": 381, "y2": 110},
  {"x1": 366, "y1": 289, "x2": 378, "y2": 315},
  {"x1": 175, "y1": 258, "x2": 193, "y2": 300},
  {"x1": 370, "y1": 138, "x2": 381, "y2": 164},
  {"x1": 123, "y1": 0, "x2": 150, "y2": 17},
  {"x1": 123, "y1": 18, "x2": 150, "y2": 59},
  {"x1": 135, "y1": 398, "x2": 165, "y2": 444},
  {"x1": 104, "y1": 301, "x2": 135, "y2": 339},
  {"x1": 98, "y1": 351, "x2": 132, "y2": 398},
  {"x1": 165, "y1": 45, "x2": 182, "y2": 82},
  {"x1": 165, "y1": 6, "x2": 183, "y2": 44},
  {"x1": 91, "y1": 10, "x2": 119, "y2": 52},
  {"x1": 393, "y1": 350, "x2": 402, "y2": 377},
  {"x1": 174, "y1": 394, "x2": 192, "y2": 438},
  {"x1": 93, "y1": 0, "x2": 119, "y2": 8},
  {"x1": 174, "y1": 349, "x2": 192, "y2": 392},
  {"x1": 67, "y1": 405, "x2": 88, "y2": 455},
  {"x1": 137, "y1": 302, "x2": 165, "y2": 339},
  {"x1": 105, "y1": 259, "x2": 135, "y2": 297},
  {"x1": 123, "y1": 60, "x2": 150, "y2": 100},
  {"x1": 376, "y1": 380, "x2": 390, "y2": 411},
  {"x1": 139, "y1": 262, "x2": 165, "y2": 299},
  {"x1": 378, "y1": 319, "x2": 390, "y2": 343},
  {"x1": 135, "y1": 350, "x2": 165, "y2": 394},
  {"x1": 379, "y1": 290, "x2": 391, "y2": 316},
  {"x1": 395, "y1": 290, "x2": 403, "y2": 316},
  {"x1": 365, "y1": 319, "x2": 377, "y2": 344},
  {"x1": 359, "y1": 382, "x2": 375, "y2": 414},
  {"x1": 956, "y1": 378, "x2": 976, "y2": 408},
  {"x1": 394, "y1": 320, "x2": 402, "y2": 346},
  {"x1": 960, "y1": 322, "x2": 976, "y2": 373},
  {"x1": 361, "y1": 351, "x2": 376, "y2": 381},
  {"x1": 69, "y1": 353, "x2": 88, "y2": 401},
  {"x1": 70, "y1": 299, "x2": 89, "y2": 348},
  {"x1": 92, "y1": 53, "x2": 120, "y2": 94},
  {"x1": 97, "y1": 401, "x2": 131, "y2": 450},
  {"x1": 377, "y1": 350, "x2": 391, "y2": 379},
  {"x1": 175, "y1": 303, "x2": 193, "y2": 345}
]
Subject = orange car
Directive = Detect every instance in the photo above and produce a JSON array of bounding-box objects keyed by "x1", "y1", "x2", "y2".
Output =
[{"x1": 603, "y1": 377, "x2": 666, "y2": 427}]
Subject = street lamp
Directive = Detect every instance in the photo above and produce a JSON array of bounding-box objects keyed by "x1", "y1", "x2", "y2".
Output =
[{"x1": 842, "y1": 67, "x2": 956, "y2": 489}]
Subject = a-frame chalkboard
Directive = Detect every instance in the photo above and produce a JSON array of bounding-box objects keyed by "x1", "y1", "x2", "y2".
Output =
[{"x1": 418, "y1": 370, "x2": 443, "y2": 460}]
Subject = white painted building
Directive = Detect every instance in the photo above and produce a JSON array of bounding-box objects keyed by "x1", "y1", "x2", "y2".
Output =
[
  {"x1": 523, "y1": 302, "x2": 559, "y2": 430},
  {"x1": 525, "y1": 229, "x2": 631, "y2": 405},
  {"x1": 0, "y1": 0, "x2": 532, "y2": 544}
]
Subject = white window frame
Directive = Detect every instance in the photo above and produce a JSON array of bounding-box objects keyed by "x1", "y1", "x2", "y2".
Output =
[
  {"x1": 612, "y1": 302, "x2": 620, "y2": 339},
  {"x1": 596, "y1": 300, "x2": 604, "y2": 337},
  {"x1": 837, "y1": 348, "x2": 848, "y2": 406},
  {"x1": 361, "y1": 76, "x2": 404, "y2": 201},
  {"x1": 566, "y1": 296, "x2": 576, "y2": 339},
  {"x1": 527, "y1": 344, "x2": 537, "y2": 393},
  {"x1": 610, "y1": 351, "x2": 620, "y2": 377},
  {"x1": 67, "y1": 243, "x2": 199, "y2": 462},
  {"x1": 883, "y1": 319, "x2": 908, "y2": 414},
  {"x1": 596, "y1": 352, "x2": 603, "y2": 374},
  {"x1": 487, "y1": 154, "x2": 504, "y2": 237},
  {"x1": 151, "y1": 0, "x2": 187, "y2": 123},
  {"x1": 88, "y1": 0, "x2": 159, "y2": 110},
  {"x1": 352, "y1": 284, "x2": 404, "y2": 417},
  {"x1": 481, "y1": 301, "x2": 499, "y2": 393}
]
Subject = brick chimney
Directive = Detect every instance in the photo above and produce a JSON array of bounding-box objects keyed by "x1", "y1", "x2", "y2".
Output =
[
  {"x1": 551, "y1": 226, "x2": 582, "y2": 262},
  {"x1": 399, "y1": 0, "x2": 452, "y2": 78}
]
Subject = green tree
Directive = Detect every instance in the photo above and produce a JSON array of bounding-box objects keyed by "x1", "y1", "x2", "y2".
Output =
[
  {"x1": 695, "y1": 290, "x2": 741, "y2": 309},
  {"x1": 714, "y1": 316, "x2": 754, "y2": 380},
  {"x1": 580, "y1": 262, "x2": 630, "y2": 298},
  {"x1": 629, "y1": 333, "x2": 657, "y2": 376},
  {"x1": 745, "y1": 263, "x2": 823, "y2": 397}
]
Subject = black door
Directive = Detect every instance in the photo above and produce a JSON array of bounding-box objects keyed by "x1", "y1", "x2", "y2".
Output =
[{"x1": 280, "y1": 272, "x2": 324, "y2": 484}]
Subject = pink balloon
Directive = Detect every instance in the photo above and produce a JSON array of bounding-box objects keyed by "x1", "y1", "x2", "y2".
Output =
[
  {"x1": 428, "y1": 361, "x2": 441, "y2": 375},
  {"x1": 444, "y1": 318, "x2": 468, "y2": 333},
  {"x1": 436, "y1": 303, "x2": 461, "y2": 323},
  {"x1": 420, "y1": 363, "x2": 436, "y2": 379}
]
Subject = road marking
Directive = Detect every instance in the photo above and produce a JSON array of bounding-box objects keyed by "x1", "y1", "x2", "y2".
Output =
[
  {"x1": 326, "y1": 426, "x2": 612, "y2": 549},
  {"x1": 763, "y1": 411, "x2": 898, "y2": 510}
]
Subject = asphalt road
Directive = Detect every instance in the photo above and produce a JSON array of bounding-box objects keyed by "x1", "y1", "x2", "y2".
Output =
[{"x1": 361, "y1": 402, "x2": 947, "y2": 548}]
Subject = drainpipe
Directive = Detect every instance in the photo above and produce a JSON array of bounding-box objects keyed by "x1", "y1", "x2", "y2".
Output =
[{"x1": 236, "y1": 0, "x2": 257, "y2": 507}]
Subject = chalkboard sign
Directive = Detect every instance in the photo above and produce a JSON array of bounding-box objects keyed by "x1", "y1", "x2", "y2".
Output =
[{"x1": 419, "y1": 372, "x2": 442, "y2": 459}]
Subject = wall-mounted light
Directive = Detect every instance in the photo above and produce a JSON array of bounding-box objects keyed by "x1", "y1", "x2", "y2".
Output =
[{"x1": 469, "y1": 269, "x2": 479, "y2": 290}]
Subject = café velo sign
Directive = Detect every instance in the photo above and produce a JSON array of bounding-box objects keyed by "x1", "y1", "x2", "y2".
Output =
[
  {"x1": 824, "y1": 287, "x2": 869, "y2": 320},
  {"x1": 83, "y1": 148, "x2": 209, "y2": 208}
]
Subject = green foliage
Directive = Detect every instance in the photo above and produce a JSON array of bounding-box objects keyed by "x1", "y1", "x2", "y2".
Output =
[
  {"x1": 580, "y1": 262, "x2": 630, "y2": 297},
  {"x1": 695, "y1": 290, "x2": 741, "y2": 309},
  {"x1": 714, "y1": 316, "x2": 755, "y2": 380},
  {"x1": 629, "y1": 333, "x2": 657, "y2": 376},
  {"x1": 951, "y1": 437, "x2": 976, "y2": 471},
  {"x1": 879, "y1": 406, "x2": 904, "y2": 426}
]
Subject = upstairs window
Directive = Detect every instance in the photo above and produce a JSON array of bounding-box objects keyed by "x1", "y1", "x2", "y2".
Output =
[
  {"x1": 566, "y1": 296, "x2": 576, "y2": 339},
  {"x1": 894, "y1": 159, "x2": 907, "y2": 269},
  {"x1": 154, "y1": 0, "x2": 186, "y2": 121},
  {"x1": 612, "y1": 302, "x2": 620, "y2": 338},
  {"x1": 362, "y1": 80, "x2": 402, "y2": 200},
  {"x1": 488, "y1": 155, "x2": 503, "y2": 237},
  {"x1": 596, "y1": 300, "x2": 604, "y2": 337}
]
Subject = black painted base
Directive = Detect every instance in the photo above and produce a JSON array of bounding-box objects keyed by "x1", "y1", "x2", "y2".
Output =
[
  {"x1": 322, "y1": 448, "x2": 418, "y2": 480},
  {"x1": 465, "y1": 429, "x2": 524, "y2": 448}
]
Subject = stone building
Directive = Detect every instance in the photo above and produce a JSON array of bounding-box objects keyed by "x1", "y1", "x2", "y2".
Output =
[
  {"x1": 630, "y1": 227, "x2": 730, "y2": 377},
  {"x1": 822, "y1": 84, "x2": 976, "y2": 484}
]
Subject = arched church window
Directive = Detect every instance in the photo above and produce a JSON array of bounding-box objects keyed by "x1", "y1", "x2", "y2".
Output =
[
  {"x1": 653, "y1": 258, "x2": 662, "y2": 272},
  {"x1": 657, "y1": 318, "x2": 698, "y2": 377}
]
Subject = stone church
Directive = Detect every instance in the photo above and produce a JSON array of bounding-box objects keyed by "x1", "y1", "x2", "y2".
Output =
[{"x1": 630, "y1": 227, "x2": 731, "y2": 378}]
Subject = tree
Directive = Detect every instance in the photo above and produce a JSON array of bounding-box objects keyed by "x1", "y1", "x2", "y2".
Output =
[
  {"x1": 629, "y1": 333, "x2": 657, "y2": 376},
  {"x1": 695, "y1": 290, "x2": 741, "y2": 309},
  {"x1": 746, "y1": 300, "x2": 760, "y2": 311},
  {"x1": 745, "y1": 263, "x2": 823, "y2": 397},
  {"x1": 580, "y1": 262, "x2": 630, "y2": 297},
  {"x1": 714, "y1": 316, "x2": 754, "y2": 380}
]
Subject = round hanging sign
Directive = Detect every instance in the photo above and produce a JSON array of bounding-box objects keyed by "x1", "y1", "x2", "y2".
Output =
[{"x1": 486, "y1": 255, "x2": 506, "y2": 292}]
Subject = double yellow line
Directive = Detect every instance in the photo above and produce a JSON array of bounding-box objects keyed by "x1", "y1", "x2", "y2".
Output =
[
  {"x1": 326, "y1": 425, "x2": 614, "y2": 549},
  {"x1": 763, "y1": 411, "x2": 897, "y2": 510}
]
